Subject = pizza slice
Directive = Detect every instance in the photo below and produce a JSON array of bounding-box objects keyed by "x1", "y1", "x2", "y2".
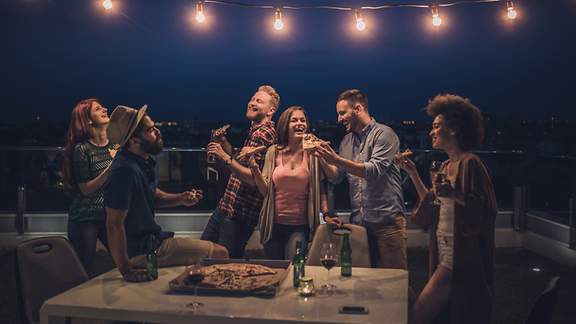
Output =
[
  {"x1": 211, "y1": 124, "x2": 231, "y2": 139},
  {"x1": 302, "y1": 133, "x2": 324, "y2": 150},
  {"x1": 394, "y1": 148, "x2": 414, "y2": 164},
  {"x1": 236, "y1": 146, "x2": 267, "y2": 161},
  {"x1": 242, "y1": 264, "x2": 277, "y2": 277}
]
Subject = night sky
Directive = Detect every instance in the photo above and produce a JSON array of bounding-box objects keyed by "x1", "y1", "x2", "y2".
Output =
[{"x1": 2, "y1": 0, "x2": 576, "y2": 122}]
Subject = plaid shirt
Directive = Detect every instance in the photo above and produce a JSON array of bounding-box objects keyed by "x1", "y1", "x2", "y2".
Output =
[{"x1": 217, "y1": 121, "x2": 276, "y2": 227}]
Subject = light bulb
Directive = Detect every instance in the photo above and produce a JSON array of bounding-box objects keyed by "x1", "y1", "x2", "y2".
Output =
[
  {"x1": 102, "y1": 0, "x2": 113, "y2": 10},
  {"x1": 431, "y1": 6, "x2": 442, "y2": 27},
  {"x1": 274, "y1": 8, "x2": 284, "y2": 31},
  {"x1": 507, "y1": 1, "x2": 517, "y2": 20},
  {"x1": 355, "y1": 10, "x2": 366, "y2": 31},
  {"x1": 196, "y1": 2, "x2": 206, "y2": 23}
]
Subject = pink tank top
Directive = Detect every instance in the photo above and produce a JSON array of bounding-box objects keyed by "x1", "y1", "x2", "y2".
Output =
[{"x1": 272, "y1": 150, "x2": 309, "y2": 225}]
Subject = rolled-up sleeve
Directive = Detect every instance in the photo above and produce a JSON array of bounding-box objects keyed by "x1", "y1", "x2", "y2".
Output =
[
  {"x1": 328, "y1": 141, "x2": 347, "y2": 184},
  {"x1": 363, "y1": 129, "x2": 399, "y2": 179}
]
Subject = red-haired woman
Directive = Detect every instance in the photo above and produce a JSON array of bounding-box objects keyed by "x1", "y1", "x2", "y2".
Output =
[{"x1": 62, "y1": 98, "x2": 115, "y2": 276}]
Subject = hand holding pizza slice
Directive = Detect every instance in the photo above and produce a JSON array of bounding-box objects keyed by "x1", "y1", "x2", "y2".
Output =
[{"x1": 236, "y1": 145, "x2": 267, "y2": 161}]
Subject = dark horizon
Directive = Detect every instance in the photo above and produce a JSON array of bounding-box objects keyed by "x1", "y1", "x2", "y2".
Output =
[{"x1": 2, "y1": 0, "x2": 576, "y2": 122}]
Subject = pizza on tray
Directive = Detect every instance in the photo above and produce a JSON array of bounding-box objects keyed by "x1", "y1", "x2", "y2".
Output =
[{"x1": 188, "y1": 263, "x2": 279, "y2": 291}]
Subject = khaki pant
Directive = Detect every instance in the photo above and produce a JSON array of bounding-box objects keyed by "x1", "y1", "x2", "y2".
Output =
[
  {"x1": 366, "y1": 214, "x2": 408, "y2": 270},
  {"x1": 130, "y1": 237, "x2": 214, "y2": 268}
]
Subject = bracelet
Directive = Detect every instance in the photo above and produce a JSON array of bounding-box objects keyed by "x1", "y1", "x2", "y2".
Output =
[{"x1": 225, "y1": 156, "x2": 233, "y2": 166}]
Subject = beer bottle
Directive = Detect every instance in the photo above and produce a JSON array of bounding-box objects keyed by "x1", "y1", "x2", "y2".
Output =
[
  {"x1": 293, "y1": 240, "x2": 305, "y2": 287},
  {"x1": 340, "y1": 233, "x2": 352, "y2": 277},
  {"x1": 146, "y1": 235, "x2": 159, "y2": 280}
]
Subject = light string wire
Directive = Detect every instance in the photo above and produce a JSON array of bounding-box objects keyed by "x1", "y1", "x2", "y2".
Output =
[{"x1": 202, "y1": 0, "x2": 505, "y2": 11}]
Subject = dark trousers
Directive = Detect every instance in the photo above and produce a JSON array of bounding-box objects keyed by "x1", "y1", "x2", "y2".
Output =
[
  {"x1": 264, "y1": 224, "x2": 309, "y2": 261},
  {"x1": 200, "y1": 208, "x2": 254, "y2": 258},
  {"x1": 67, "y1": 220, "x2": 107, "y2": 277}
]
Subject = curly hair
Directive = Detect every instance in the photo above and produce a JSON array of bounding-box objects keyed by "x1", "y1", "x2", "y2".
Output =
[{"x1": 425, "y1": 94, "x2": 484, "y2": 151}]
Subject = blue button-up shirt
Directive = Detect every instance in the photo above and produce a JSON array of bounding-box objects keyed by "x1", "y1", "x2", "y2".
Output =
[{"x1": 332, "y1": 119, "x2": 405, "y2": 226}]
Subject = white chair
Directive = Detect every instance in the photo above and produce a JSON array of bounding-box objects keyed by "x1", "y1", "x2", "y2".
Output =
[{"x1": 306, "y1": 224, "x2": 371, "y2": 268}]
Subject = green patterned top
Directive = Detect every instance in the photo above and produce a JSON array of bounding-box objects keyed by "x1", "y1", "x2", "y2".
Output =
[{"x1": 68, "y1": 141, "x2": 113, "y2": 223}]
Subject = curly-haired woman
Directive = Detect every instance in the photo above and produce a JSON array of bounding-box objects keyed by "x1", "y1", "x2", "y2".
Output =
[{"x1": 397, "y1": 94, "x2": 497, "y2": 324}]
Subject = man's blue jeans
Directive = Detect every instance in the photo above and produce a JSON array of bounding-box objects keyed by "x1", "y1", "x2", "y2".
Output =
[{"x1": 200, "y1": 208, "x2": 255, "y2": 258}]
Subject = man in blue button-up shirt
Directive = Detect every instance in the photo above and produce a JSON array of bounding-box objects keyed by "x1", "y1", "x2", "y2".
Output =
[{"x1": 314, "y1": 89, "x2": 407, "y2": 269}]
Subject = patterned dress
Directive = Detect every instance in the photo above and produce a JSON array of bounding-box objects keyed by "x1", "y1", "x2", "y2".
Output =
[{"x1": 68, "y1": 141, "x2": 113, "y2": 223}]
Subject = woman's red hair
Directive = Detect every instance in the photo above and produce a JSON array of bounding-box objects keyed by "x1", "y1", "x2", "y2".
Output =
[{"x1": 62, "y1": 98, "x2": 99, "y2": 195}]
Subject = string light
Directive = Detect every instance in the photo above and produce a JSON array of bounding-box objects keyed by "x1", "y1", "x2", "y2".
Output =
[
  {"x1": 196, "y1": 1, "x2": 206, "y2": 23},
  {"x1": 274, "y1": 8, "x2": 284, "y2": 31},
  {"x1": 96, "y1": 1, "x2": 521, "y2": 34},
  {"x1": 506, "y1": 0, "x2": 517, "y2": 20},
  {"x1": 431, "y1": 6, "x2": 442, "y2": 27},
  {"x1": 355, "y1": 10, "x2": 366, "y2": 31},
  {"x1": 102, "y1": 0, "x2": 113, "y2": 11}
]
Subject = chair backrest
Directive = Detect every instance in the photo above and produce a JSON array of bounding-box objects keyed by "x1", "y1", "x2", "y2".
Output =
[
  {"x1": 525, "y1": 276, "x2": 561, "y2": 324},
  {"x1": 306, "y1": 224, "x2": 371, "y2": 268},
  {"x1": 16, "y1": 236, "x2": 88, "y2": 324}
]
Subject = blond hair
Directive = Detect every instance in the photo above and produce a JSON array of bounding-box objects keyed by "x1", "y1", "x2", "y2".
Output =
[{"x1": 258, "y1": 85, "x2": 280, "y2": 110}]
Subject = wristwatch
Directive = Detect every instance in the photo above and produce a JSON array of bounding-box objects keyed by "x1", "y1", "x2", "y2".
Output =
[{"x1": 225, "y1": 156, "x2": 233, "y2": 166}]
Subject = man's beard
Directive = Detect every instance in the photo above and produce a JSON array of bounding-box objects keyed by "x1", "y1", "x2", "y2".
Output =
[{"x1": 140, "y1": 136, "x2": 164, "y2": 155}]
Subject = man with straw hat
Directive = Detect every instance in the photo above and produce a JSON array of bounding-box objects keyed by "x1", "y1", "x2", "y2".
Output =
[{"x1": 104, "y1": 105, "x2": 228, "y2": 282}]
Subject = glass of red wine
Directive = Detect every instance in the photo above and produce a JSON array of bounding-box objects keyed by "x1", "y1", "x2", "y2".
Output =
[
  {"x1": 320, "y1": 242, "x2": 338, "y2": 293},
  {"x1": 430, "y1": 160, "x2": 444, "y2": 206}
]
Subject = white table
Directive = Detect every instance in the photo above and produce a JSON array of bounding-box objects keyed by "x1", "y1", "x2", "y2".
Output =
[{"x1": 41, "y1": 265, "x2": 407, "y2": 324}]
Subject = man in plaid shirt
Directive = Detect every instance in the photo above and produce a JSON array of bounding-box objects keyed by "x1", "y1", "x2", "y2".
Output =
[{"x1": 203, "y1": 85, "x2": 279, "y2": 257}]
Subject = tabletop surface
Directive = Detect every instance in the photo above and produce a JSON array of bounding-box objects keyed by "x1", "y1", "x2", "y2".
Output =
[{"x1": 41, "y1": 265, "x2": 408, "y2": 324}]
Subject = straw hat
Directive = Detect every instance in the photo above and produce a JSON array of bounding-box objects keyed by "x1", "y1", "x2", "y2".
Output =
[{"x1": 107, "y1": 104, "x2": 148, "y2": 149}]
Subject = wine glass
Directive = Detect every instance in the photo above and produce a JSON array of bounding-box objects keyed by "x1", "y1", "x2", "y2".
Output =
[
  {"x1": 429, "y1": 160, "x2": 443, "y2": 206},
  {"x1": 186, "y1": 262, "x2": 204, "y2": 312},
  {"x1": 319, "y1": 242, "x2": 338, "y2": 293}
]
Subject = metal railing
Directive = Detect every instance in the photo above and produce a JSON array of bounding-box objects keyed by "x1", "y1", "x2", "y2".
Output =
[{"x1": 1, "y1": 146, "x2": 575, "y2": 249}]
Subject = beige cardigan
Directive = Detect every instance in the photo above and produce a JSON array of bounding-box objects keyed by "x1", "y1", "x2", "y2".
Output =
[{"x1": 257, "y1": 145, "x2": 324, "y2": 245}]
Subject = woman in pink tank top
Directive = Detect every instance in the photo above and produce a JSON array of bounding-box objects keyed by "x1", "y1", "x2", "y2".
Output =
[{"x1": 249, "y1": 106, "x2": 343, "y2": 260}]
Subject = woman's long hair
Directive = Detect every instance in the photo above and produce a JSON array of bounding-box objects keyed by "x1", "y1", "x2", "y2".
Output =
[{"x1": 62, "y1": 98, "x2": 99, "y2": 195}]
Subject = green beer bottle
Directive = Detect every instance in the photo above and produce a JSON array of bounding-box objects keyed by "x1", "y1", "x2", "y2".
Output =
[
  {"x1": 146, "y1": 235, "x2": 158, "y2": 280},
  {"x1": 293, "y1": 240, "x2": 305, "y2": 287},
  {"x1": 340, "y1": 233, "x2": 352, "y2": 277}
]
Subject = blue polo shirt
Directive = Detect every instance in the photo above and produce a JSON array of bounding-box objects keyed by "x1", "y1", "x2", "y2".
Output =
[{"x1": 104, "y1": 150, "x2": 162, "y2": 258}]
